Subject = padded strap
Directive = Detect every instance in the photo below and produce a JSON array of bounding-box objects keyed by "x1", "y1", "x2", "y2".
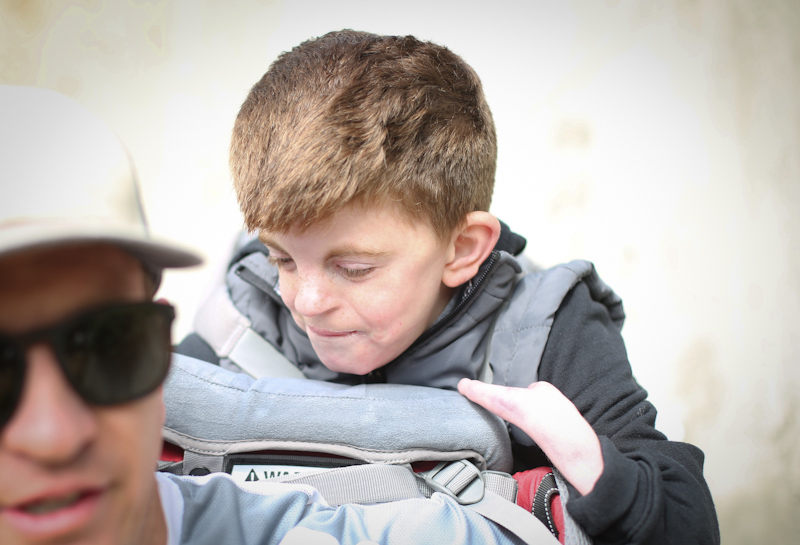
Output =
[
  {"x1": 164, "y1": 355, "x2": 514, "y2": 472},
  {"x1": 193, "y1": 286, "x2": 305, "y2": 379}
]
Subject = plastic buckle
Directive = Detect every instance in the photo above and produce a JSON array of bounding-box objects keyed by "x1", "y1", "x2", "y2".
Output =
[{"x1": 418, "y1": 460, "x2": 485, "y2": 505}]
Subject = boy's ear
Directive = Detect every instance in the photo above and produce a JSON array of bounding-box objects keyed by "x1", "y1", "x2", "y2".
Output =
[{"x1": 442, "y1": 212, "x2": 501, "y2": 288}]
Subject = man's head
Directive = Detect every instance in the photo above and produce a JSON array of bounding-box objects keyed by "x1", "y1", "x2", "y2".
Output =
[
  {"x1": 0, "y1": 86, "x2": 201, "y2": 545},
  {"x1": 231, "y1": 29, "x2": 497, "y2": 240}
]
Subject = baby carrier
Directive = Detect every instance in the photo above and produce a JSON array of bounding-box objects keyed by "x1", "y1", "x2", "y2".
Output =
[{"x1": 159, "y1": 354, "x2": 591, "y2": 545}]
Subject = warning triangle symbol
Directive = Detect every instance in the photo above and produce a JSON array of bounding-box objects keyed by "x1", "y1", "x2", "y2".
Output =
[{"x1": 245, "y1": 469, "x2": 260, "y2": 482}]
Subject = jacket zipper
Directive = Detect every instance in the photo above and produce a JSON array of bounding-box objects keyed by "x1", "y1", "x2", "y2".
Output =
[{"x1": 410, "y1": 251, "x2": 500, "y2": 349}]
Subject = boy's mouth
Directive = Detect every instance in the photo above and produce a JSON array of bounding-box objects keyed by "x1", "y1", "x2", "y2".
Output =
[{"x1": 306, "y1": 325, "x2": 358, "y2": 338}]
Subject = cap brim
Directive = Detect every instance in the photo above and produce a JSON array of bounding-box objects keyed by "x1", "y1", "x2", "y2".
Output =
[{"x1": 0, "y1": 222, "x2": 203, "y2": 269}]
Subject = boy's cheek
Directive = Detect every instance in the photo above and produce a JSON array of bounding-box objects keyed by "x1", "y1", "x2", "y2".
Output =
[{"x1": 289, "y1": 311, "x2": 307, "y2": 331}]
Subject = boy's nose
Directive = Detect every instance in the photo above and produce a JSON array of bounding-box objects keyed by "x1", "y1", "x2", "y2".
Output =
[
  {"x1": 1, "y1": 344, "x2": 97, "y2": 464},
  {"x1": 291, "y1": 272, "x2": 334, "y2": 317}
]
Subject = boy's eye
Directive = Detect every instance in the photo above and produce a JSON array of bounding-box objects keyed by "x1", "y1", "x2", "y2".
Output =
[
  {"x1": 340, "y1": 266, "x2": 374, "y2": 279},
  {"x1": 268, "y1": 255, "x2": 294, "y2": 268}
]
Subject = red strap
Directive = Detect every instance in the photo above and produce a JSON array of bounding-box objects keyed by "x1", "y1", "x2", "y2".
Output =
[
  {"x1": 513, "y1": 467, "x2": 565, "y2": 543},
  {"x1": 160, "y1": 441, "x2": 184, "y2": 463}
]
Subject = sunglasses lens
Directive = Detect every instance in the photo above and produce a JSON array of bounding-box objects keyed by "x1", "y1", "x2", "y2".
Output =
[
  {"x1": 0, "y1": 341, "x2": 24, "y2": 428},
  {"x1": 62, "y1": 304, "x2": 174, "y2": 405}
]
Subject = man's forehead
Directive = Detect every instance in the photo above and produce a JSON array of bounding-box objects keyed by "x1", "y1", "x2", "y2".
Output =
[{"x1": 0, "y1": 243, "x2": 147, "y2": 333}]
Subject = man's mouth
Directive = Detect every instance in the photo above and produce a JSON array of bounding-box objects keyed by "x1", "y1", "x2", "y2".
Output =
[
  {"x1": 3, "y1": 488, "x2": 104, "y2": 539},
  {"x1": 20, "y1": 491, "x2": 83, "y2": 515}
]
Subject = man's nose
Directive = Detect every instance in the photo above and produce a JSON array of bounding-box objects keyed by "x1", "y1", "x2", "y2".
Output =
[
  {"x1": 291, "y1": 271, "x2": 335, "y2": 318},
  {"x1": 1, "y1": 344, "x2": 97, "y2": 464}
]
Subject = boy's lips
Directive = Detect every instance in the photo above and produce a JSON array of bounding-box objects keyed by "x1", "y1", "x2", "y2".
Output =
[
  {"x1": 306, "y1": 324, "x2": 358, "y2": 338},
  {"x1": 3, "y1": 486, "x2": 105, "y2": 539}
]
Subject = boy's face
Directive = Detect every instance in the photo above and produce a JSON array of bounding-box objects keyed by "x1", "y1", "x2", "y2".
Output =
[
  {"x1": 261, "y1": 204, "x2": 455, "y2": 375},
  {"x1": 0, "y1": 244, "x2": 166, "y2": 545}
]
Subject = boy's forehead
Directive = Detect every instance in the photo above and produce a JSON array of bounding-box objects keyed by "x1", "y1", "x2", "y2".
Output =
[
  {"x1": 261, "y1": 204, "x2": 439, "y2": 250},
  {"x1": 258, "y1": 201, "x2": 441, "y2": 247}
]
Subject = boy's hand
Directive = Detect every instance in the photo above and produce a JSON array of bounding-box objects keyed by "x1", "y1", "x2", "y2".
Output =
[{"x1": 457, "y1": 379, "x2": 603, "y2": 496}]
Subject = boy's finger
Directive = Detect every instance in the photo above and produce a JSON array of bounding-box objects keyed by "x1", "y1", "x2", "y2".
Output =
[{"x1": 457, "y1": 378, "x2": 528, "y2": 426}]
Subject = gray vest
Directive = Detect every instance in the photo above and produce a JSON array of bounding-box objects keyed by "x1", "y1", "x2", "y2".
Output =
[{"x1": 192, "y1": 251, "x2": 623, "y2": 411}]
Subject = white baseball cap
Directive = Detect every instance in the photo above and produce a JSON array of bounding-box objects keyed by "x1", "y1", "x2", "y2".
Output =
[{"x1": 0, "y1": 85, "x2": 202, "y2": 270}]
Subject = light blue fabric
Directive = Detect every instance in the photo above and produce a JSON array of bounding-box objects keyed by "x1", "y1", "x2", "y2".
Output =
[
  {"x1": 163, "y1": 354, "x2": 513, "y2": 472},
  {"x1": 163, "y1": 471, "x2": 525, "y2": 545}
]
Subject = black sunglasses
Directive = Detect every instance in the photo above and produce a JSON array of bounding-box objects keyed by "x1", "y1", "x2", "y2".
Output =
[{"x1": 0, "y1": 302, "x2": 175, "y2": 429}]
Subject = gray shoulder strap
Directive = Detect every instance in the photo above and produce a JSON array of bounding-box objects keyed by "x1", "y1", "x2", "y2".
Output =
[
  {"x1": 478, "y1": 269, "x2": 525, "y2": 384},
  {"x1": 471, "y1": 491, "x2": 561, "y2": 545},
  {"x1": 193, "y1": 285, "x2": 305, "y2": 379},
  {"x1": 490, "y1": 259, "x2": 622, "y2": 389}
]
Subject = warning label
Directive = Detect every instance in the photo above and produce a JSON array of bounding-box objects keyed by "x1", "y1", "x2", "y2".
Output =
[{"x1": 231, "y1": 464, "x2": 333, "y2": 482}]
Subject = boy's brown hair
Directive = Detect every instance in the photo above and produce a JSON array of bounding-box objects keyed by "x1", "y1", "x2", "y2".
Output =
[{"x1": 231, "y1": 29, "x2": 497, "y2": 240}]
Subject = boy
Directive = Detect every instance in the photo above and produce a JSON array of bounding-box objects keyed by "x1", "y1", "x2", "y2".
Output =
[{"x1": 178, "y1": 30, "x2": 719, "y2": 543}]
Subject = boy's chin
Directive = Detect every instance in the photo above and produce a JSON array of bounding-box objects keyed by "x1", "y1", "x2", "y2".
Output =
[
  {"x1": 318, "y1": 354, "x2": 388, "y2": 376},
  {"x1": 311, "y1": 339, "x2": 403, "y2": 376}
]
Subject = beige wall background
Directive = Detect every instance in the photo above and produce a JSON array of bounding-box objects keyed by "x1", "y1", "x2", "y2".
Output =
[{"x1": 2, "y1": 0, "x2": 798, "y2": 542}]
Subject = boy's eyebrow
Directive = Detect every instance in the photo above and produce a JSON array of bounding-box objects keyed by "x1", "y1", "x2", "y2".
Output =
[
  {"x1": 259, "y1": 236, "x2": 286, "y2": 254},
  {"x1": 260, "y1": 237, "x2": 390, "y2": 260},
  {"x1": 325, "y1": 244, "x2": 391, "y2": 260}
]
